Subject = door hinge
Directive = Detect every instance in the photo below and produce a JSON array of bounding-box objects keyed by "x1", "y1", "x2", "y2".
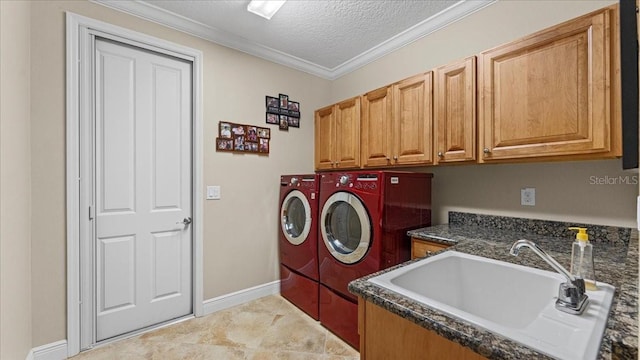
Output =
[{"x1": 88, "y1": 205, "x2": 94, "y2": 220}]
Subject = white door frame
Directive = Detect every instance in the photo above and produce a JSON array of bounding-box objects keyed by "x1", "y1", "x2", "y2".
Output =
[{"x1": 65, "y1": 12, "x2": 204, "y2": 357}]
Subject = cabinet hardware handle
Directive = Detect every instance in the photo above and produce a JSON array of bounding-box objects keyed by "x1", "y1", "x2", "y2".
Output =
[
  {"x1": 393, "y1": 156, "x2": 398, "y2": 161},
  {"x1": 483, "y1": 148, "x2": 491, "y2": 154},
  {"x1": 427, "y1": 251, "x2": 432, "y2": 256},
  {"x1": 437, "y1": 152, "x2": 443, "y2": 157}
]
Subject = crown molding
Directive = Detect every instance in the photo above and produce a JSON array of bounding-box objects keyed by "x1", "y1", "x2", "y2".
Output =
[{"x1": 91, "y1": 0, "x2": 495, "y2": 80}]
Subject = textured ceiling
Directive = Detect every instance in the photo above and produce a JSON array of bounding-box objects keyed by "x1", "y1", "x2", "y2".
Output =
[{"x1": 94, "y1": 0, "x2": 495, "y2": 79}]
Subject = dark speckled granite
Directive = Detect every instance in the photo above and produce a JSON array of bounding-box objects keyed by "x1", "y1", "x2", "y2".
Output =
[{"x1": 349, "y1": 212, "x2": 638, "y2": 360}]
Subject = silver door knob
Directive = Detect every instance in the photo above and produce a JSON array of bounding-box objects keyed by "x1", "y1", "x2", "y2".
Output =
[{"x1": 177, "y1": 217, "x2": 192, "y2": 225}]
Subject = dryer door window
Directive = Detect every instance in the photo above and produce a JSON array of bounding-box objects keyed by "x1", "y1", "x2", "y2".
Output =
[
  {"x1": 320, "y1": 191, "x2": 371, "y2": 264},
  {"x1": 281, "y1": 190, "x2": 312, "y2": 245}
]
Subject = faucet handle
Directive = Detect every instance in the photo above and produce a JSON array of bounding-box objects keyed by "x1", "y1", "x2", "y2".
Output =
[{"x1": 556, "y1": 279, "x2": 588, "y2": 315}]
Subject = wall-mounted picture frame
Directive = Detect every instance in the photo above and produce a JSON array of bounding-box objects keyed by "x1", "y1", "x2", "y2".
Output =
[
  {"x1": 231, "y1": 124, "x2": 245, "y2": 136},
  {"x1": 216, "y1": 138, "x2": 233, "y2": 151},
  {"x1": 266, "y1": 96, "x2": 280, "y2": 113},
  {"x1": 266, "y1": 113, "x2": 278, "y2": 125},
  {"x1": 287, "y1": 116, "x2": 300, "y2": 128},
  {"x1": 245, "y1": 142, "x2": 259, "y2": 152},
  {"x1": 259, "y1": 138, "x2": 269, "y2": 153},
  {"x1": 279, "y1": 115, "x2": 289, "y2": 130},
  {"x1": 219, "y1": 122, "x2": 232, "y2": 138},
  {"x1": 257, "y1": 127, "x2": 270, "y2": 138},
  {"x1": 234, "y1": 135, "x2": 246, "y2": 151},
  {"x1": 247, "y1": 126, "x2": 258, "y2": 141},
  {"x1": 279, "y1": 94, "x2": 289, "y2": 109},
  {"x1": 288, "y1": 101, "x2": 300, "y2": 118}
]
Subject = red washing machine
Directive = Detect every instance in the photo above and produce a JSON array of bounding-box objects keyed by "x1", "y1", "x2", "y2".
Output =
[
  {"x1": 318, "y1": 171, "x2": 433, "y2": 349},
  {"x1": 279, "y1": 174, "x2": 320, "y2": 320}
]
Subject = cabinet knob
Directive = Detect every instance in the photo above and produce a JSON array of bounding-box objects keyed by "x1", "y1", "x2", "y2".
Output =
[
  {"x1": 427, "y1": 251, "x2": 433, "y2": 256},
  {"x1": 393, "y1": 155, "x2": 398, "y2": 161},
  {"x1": 483, "y1": 148, "x2": 491, "y2": 154},
  {"x1": 437, "y1": 151, "x2": 443, "y2": 157}
]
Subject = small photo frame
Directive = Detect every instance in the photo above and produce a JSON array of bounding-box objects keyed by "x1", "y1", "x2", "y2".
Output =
[
  {"x1": 259, "y1": 138, "x2": 269, "y2": 153},
  {"x1": 266, "y1": 96, "x2": 279, "y2": 113},
  {"x1": 287, "y1": 116, "x2": 300, "y2": 128},
  {"x1": 231, "y1": 124, "x2": 245, "y2": 136},
  {"x1": 288, "y1": 101, "x2": 299, "y2": 117},
  {"x1": 234, "y1": 135, "x2": 245, "y2": 151},
  {"x1": 257, "y1": 127, "x2": 270, "y2": 139},
  {"x1": 219, "y1": 122, "x2": 232, "y2": 138},
  {"x1": 247, "y1": 126, "x2": 258, "y2": 141},
  {"x1": 279, "y1": 115, "x2": 289, "y2": 130},
  {"x1": 216, "y1": 138, "x2": 233, "y2": 151},
  {"x1": 266, "y1": 113, "x2": 279, "y2": 125},
  {"x1": 279, "y1": 94, "x2": 289, "y2": 109},
  {"x1": 246, "y1": 142, "x2": 259, "y2": 152}
]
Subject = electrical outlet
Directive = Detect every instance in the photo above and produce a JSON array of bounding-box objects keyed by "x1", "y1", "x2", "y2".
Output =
[{"x1": 521, "y1": 188, "x2": 535, "y2": 206}]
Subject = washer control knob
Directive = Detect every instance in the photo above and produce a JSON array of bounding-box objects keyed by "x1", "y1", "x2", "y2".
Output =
[
  {"x1": 339, "y1": 175, "x2": 349, "y2": 185},
  {"x1": 290, "y1": 177, "x2": 299, "y2": 186}
]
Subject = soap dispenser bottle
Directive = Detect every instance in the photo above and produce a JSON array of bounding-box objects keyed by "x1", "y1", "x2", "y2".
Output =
[{"x1": 569, "y1": 227, "x2": 597, "y2": 290}]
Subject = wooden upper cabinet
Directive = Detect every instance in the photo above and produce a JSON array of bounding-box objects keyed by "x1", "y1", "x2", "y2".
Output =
[
  {"x1": 393, "y1": 73, "x2": 434, "y2": 166},
  {"x1": 315, "y1": 97, "x2": 361, "y2": 170},
  {"x1": 361, "y1": 73, "x2": 433, "y2": 168},
  {"x1": 314, "y1": 105, "x2": 336, "y2": 170},
  {"x1": 435, "y1": 57, "x2": 476, "y2": 164},
  {"x1": 478, "y1": 5, "x2": 621, "y2": 162},
  {"x1": 335, "y1": 97, "x2": 361, "y2": 169},
  {"x1": 362, "y1": 86, "x2": 393, "y2": 167}
]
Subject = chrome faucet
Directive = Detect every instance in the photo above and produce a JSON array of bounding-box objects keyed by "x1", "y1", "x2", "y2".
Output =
[{"x1": 510, "y1": 239, "x2": 588, "y2": 315}]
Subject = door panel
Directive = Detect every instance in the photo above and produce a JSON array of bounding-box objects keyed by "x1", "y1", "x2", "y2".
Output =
[
  {"x1": 98, "y1": 52, "x2": 136, "y2": 213},
  {"x1": 98, "y1": 235, "x2": 135, "y2": 312},
  {"x1": 95, "y1": 38, "x2": 192, "y2": 341}
]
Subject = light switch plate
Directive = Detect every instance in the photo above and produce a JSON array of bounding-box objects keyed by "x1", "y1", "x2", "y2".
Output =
[
  {"x1": 207, "y1": 186, "x2": 221, "y2": 200},
  {"x1": 521, "y1": 188, "x2": 535, "y2": 206},
  {"x1": 637, "y1": 196, "x2": 640, "y2": 230}
]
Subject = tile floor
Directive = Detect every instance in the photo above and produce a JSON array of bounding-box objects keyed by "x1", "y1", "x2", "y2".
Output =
[{"x1": 71, "y1": 295, "x2": 360, "y2": 360}]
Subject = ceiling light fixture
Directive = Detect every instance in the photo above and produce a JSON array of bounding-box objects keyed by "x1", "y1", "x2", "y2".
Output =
[{"x1": 247, "y1": 0, "x2": 286, "y2": 20}]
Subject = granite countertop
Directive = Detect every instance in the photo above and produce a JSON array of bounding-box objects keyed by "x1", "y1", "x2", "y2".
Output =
[{"x1": 348, "y1": 213, "x2": 638, "y2": 360}]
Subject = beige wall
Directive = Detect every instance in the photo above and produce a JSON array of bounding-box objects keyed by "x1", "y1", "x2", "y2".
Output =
[
  {"x1": 0, "y1": 1, "x2": 33, "y2": 358},
  {"x1": 15, "y1": 0, "x2": 638, "y2": 350},
  {"x1": 29, "y1": 0, "x2": 331, "y2": 346},
  {"x1": 331, "y1": 0, "x2": 637, "y2": 228}
]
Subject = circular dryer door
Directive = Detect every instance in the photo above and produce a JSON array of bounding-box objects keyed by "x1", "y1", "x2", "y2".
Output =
[
  {"x1": 320, "y1": 191, "x2": 371, "y2": 264},
  {"x1": 280, "y1": 190, "x2": 312, "y2": 245}
]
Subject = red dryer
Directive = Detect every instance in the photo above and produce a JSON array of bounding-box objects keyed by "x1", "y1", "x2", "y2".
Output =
[
  {"x1": 318, "y1": 171, "x2": 433, "y2": 349},
  {"x1": 279, "y1": 174, "x2": 320, "y2": 320}
]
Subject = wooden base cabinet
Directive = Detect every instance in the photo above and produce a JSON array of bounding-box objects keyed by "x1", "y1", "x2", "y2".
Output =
[
  {"x1": 358, "y1": 298, "x2": 486, "y2": 360},
  {"x1": 478, "y1": 5, "x2": 621, "y2": 162},
  {"x1": 411, "y1": 237, "x2": 450, "y2": 259},
  {"x1": 314, "y1": 97, "x2": 361, "y2": 170}
]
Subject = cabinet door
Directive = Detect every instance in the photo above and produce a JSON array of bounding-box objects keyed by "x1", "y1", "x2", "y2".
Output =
[
  {"x1": 362, "y1": 86, "x2": 393, "y2": 167},
  {"x1": 335, "y1": 97, "x2": 361, "y2": 169},
  {"x1": 314, "y1": 105, "x2": 335, "y2": 170},
  {"x1": 479, "y1": 7, "x2": 618, "y2": 162},
  {"x1": 435, "y1": 57, "x2": 476, "y2": 164},
  {"x1": 393, "y1": 73, "x2": 434, "y2": 166}
]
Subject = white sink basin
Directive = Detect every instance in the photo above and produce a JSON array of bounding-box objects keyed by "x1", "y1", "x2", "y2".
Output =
[{"x1": 368, "y1": 250, "x2": 615, "y2": 360}]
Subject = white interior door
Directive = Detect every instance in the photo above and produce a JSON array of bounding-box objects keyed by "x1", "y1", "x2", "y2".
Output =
[{"x1": 94, "y1": 38, "x2": 192, "y2": 341}]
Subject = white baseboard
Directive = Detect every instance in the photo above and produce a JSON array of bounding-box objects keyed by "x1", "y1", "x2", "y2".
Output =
[
  {"x1": 27, "y1": 340, "x2": 67, "y2": 360},
  {"x1": 25, "y1": 282, "x2": 279, "y2": 360},
  {"x1": 203, "y1": 280, "x2": 280, "y2": 315}
]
